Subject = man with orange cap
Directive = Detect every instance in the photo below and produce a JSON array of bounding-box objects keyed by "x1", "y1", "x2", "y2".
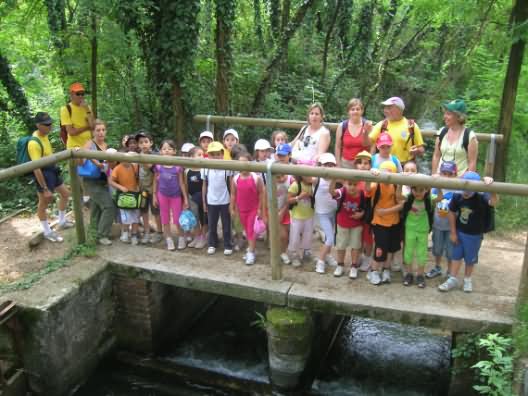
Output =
[{"x1": 60, "y1": 82, "x2": 95, "y2": 149}]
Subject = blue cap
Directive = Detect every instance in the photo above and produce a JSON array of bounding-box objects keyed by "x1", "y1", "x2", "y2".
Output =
[
  {"x1": 461, "y1": 171, "x2": 481, "y2": 182},
  {"x1": 276, "y1": 143, "x2": 292, "y2": 156}
]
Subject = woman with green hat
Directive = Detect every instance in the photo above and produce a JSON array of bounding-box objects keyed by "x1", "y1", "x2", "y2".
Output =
[{"x1": 431, "y1": 99, "x2": 478, "y2": 177}]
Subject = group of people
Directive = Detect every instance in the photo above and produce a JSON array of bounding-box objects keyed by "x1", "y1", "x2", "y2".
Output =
[{"x1": 27, "y1": 83, "x2": 498, "y2": 293}]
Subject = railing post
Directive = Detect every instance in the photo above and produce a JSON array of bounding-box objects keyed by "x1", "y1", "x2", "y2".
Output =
[
  {"x1": 68, "y1": 159, "x2": 86, "y2": 244},
  {"x1": 206, "y1": 114, "x2": 214, "y2": 136},
  {"x1": 485, "y1": 133, "x2": 497, "y2": 177},
  {"x1": 266, "y1": 162, "x2": 282, "y2": 280}
]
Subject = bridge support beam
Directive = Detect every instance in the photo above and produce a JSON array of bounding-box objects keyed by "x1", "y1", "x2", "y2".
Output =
[{"x1": 266, "y1": 307, "x2": 313, "y2": 390}]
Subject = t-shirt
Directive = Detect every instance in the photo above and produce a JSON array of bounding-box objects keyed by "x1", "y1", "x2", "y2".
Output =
[
  {"x1": 202, "y1": 168, "x2": 232, "y2": 205},
  {"x1": 449, "y1": 192, "x2": 492, "y2": 235},
  {"x1": 155, "y1": 165, "x2": 182, "y2": 197},
  {"x1": 314, "y1": 178, "x2": 337, "y2": 214},
  {"x1": 367, "y1": 183, "x2": 400, "y2": 227},
  {"x1": 60, "y1": 103, "x2": 92, "y2": 149},
  {"x1": 288, "y1": 181, "x2": 314, "y2": 220},
  {"x1": 371, "y1": 153, "x2": 403, "y2": 172},
  {"x1": 291, "y1": 125, "x2": 330, "y2": 162},
  {"x1": 436, "y1": 128, "x2": 477, "y2": 176},
  {"x1": 403, "y1": 192, "x2": 434, "y2": 234},
  {"x1": 138, "y1": 164, "x2": 155, "y2": 193},
  {"x1": 186, "y1": 169, "x2": 203, "y2": 197},
  {"x1": 369, "y1": 117, "x2": 424, "y2": 163},
  {"x1": 432, "y1": 188, "x2": 456, "y2": 231},
  {"x1": 28, "y1": 131, "x2": 53, "y2": 160},
  {"x1": 336, "y1": 188, "x2": 364, "y2": 228},
  {"x1": 111, "y1": 163, "x2": 139, "y2": 192}
]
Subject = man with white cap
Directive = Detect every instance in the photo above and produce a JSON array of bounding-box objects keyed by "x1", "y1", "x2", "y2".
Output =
[{"x1": 369, "y1": 97, "x2": 425, "y2": 165}]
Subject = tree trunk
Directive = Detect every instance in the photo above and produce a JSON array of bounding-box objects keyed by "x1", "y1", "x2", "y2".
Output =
[
  {"x1": 254, "y1": 0, "x2": 266, "y2": 54},
  {"x1": 215, "y1": 0, "x2": 235, "y2": 115},
  {"x1": 171, "y1": 80, "x2": 185, "y2": 146},
  {"x1": 321, "y1": 0, "x2": 342, "y2": 85},
  {"x1": 494, "y1": 0, "x2": 528, "y2": 182},
  {"x1": 270, "y1": 0, "x2": 281, "y2": 43},
  {"x1": 91, "y1": 11, "x2": 98, "y2": 118}
]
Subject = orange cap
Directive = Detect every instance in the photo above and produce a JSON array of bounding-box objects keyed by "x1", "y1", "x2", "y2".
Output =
[{"x1": 69, "y1": 82, "x2": 85, "y2": 93}]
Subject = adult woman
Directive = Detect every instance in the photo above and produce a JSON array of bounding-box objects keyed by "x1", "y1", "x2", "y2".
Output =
[
  {"x1": 81, "y1": 119, "x2": 116, "y2": 245},
  {"x1": 334, "y1": 98, "x2": 372, "y2": 168},
  {"x1": 431, "y1": 99, "x2": 478, "y2": 177},
  {"x1": 291, "y1": 103, "x2": 331, "y2": 163}
]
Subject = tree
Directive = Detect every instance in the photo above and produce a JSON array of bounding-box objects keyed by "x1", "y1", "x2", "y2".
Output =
[{"x1": 215, "y1": 0, "x2": 236, "y2": 114}]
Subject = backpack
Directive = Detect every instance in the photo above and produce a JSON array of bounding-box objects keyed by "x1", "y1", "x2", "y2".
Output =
[
  {"x1": 401, "y1": 192, "x2": 434, "y2": 232},
  {"x1": 60, "y1": 104, "x2": 72, "y2": 146},
  {"x1": 204, "y1": 169, "x2": 231, "y2": 194},
  {"x1": 363, "y1": 183, "x2": 397, "y2": 224},
  {"x1": 380, "y1": 118, "x2": 415, "y2": 146},
  {"x1": 437, "y1": 127, "x2": 471, "y2": 153},
  {"x1": 478, "y1": 193, "x2": 495, "y2": 233},
  {"x1": 340, "y1": 118, "x2": 367, "y2": 147},
  {"x1": 16, "y1": 135, "x2": 44, "y2": 173}
]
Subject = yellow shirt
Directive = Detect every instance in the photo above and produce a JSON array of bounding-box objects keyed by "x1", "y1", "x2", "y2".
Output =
[
  {"x1": 223, "y1": 147, "x2": 232, "y2": 160},
  {"x1": 288, "y1": 181, "x2": 314, "y2": 220},
  {"x1": 369, "y1": 117, "x2": 424, "y2": 163},
  {"x1": 28, "y1": 131, "x2": 53, "y2": 160},
  {"x1": 60, "y1": 102, "x2": 92, "y2": 148}
]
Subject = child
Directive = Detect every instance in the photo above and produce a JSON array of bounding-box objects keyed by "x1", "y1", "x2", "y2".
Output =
[
  {"x1": 223, "y1": 129, "x2": 239, "y2": 160},
  {"x1": 109, "y1": 152, "x2": 141, "y2": 245},
  {"x1": 354, "y1": 150, "x2": 374, "y2": 271},
  {"x1": 271, "y1": 130, "x2": 288, "y2": 150},
  {"x1": 371, "y1": 133, "x2": 403, "y2": 172},
  {"x1": 181, "y1": 143, "x2": 195, "y2": 157},
  {"x1": 230, "y1": 151, "x2": 265, "y2": 265},
  {"x1": 136, "y1": 131, "x2": 163, "y2": 244},
  {"x1": 202, "y1": 141, "x2": 234, "y2": 255},
  {"x1": 330, "y1": 178, "x2": 366, "y2": 278},
  {"x1": 275, "y1": 143, "x2": 292, "y2": 165},
  {"x1": 254, "y1": 139, "x2": 273, "y2": 162},
  {"x1": 427, "y1": 161, "x2": 458, "y2": 279},
  {"x1": 401, "y1": 160, "x2": 418, "y2": 196},
  {"x1": 123, "y1": 135, "x2": 138, "y2": 153},
  {"x1": 199, "y1": 131, "x2": 214, "y2": 158},
  {"x1": 287, "y1": 161, "x2": 315, "y2": 267},
  {"x1": 185, "y1": 147, "x2": 208, "y2": 248},
  {"x1": 399, "y1": 183, "x2": 442, "y2": 288},
  {"x1": 313, "y1": 153, "x2": 339, "y2": 274},
  {"x1": 438, "y1": 171, "x2": 497, "y2": 293},
  {"x1": 152, "y1": 140, "x2": 189, "y2": 251},
  {"x1": 366, "y1": 161, "x2": 404, "y2": 285},
  {"x1": 275, "y1": 171, "x2": 293, "y2": 264}
]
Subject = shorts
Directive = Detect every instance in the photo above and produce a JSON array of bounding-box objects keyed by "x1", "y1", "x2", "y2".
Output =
[
  {"x1": 34, "y1": 166, "x2": 63, "y2": 193},
  {"x1": 362, "y1": 223, "x2": 373, "y2": 245},
  {"x1": 140, "y1": 194, "x2": 160, "y2": 215},
  {"x1": 372, "y1": 224, "x2": 401, "y2": 262},
  {"x1": 432, "y1": 228, "x2": 452, "y2": 260},
  {"x1": 451, "y1": 231, "x2": 482, "y2": 266},
  {"x1": 120, "y1": 208, "x2": 140, "y2": 225},
  {"x1": 335, "y1": 225, "x2": 362, "y2": 250},
  {"x1": 404, "y1": 228, "x2": 428, "y2": 267},
  {"x1": 317, "y1": 212, "x2": 336, "y2": 246},
  {"x1": 281, "y1": 211, "x2": 291, "y2": 225}
]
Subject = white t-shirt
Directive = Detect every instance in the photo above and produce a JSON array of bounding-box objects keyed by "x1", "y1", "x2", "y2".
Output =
[
  {"x1": 314, "y1": 178, "x2": 337, "y2": 214},
  {"x1": 437, "y1": 128, "x2": 477, "y2": 176},
  {"x1": 202, "y1": 168, "x2": 233, "y2": 205},
  {"x1": 292, "y1": 125, "x2": 330, "y2": 162}
]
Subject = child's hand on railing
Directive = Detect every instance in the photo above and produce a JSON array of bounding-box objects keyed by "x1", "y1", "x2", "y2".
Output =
[{"x1": 370, "y1": 168, "x2": 380, "y2": 177}]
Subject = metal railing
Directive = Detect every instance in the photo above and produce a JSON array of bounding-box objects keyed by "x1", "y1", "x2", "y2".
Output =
[{"x1": 2, "y1": 149, "x2": 527, "y2": 281}]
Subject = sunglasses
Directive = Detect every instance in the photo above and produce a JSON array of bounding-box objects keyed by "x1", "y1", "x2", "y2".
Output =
[{"x1": 75, "y1": 92, "x2": 85, "y2": 96}]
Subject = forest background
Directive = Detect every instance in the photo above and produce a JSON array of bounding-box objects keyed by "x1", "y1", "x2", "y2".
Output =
[{"x1": 0, "y1": 0, "x2": 526, "y2": 228}]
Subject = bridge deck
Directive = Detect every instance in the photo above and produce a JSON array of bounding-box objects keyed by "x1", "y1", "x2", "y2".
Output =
[{"x1": 100, "y1": 235, "x2": 524, "y2": 333}]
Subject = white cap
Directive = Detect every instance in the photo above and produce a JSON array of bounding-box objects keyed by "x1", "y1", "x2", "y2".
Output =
[
  {"x1": 381, "y1": 96, "x2": 405, "y2": 111},
  {"x1": 181, "y1": 143, "x2": 195, "y2": 153},
  {"x1": 223, "y1": 128, "x2": 239, "y2": 141},
  {"x1": 106, "y1": 148, "x2": 117, "y2": 154},
  {"x1": 254, "y1": 139, "x2": 272, "y2": 151},
  {"x1": 199, "y1": 131, "x2": 214, "y2": 141},
  {"x1": 319, "y1": 152, "x2": 337, "y2": 165}
]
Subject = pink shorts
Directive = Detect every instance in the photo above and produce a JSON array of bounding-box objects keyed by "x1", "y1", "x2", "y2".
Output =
[{"x1": 239, "y1": 209, "x2": 258, "y2": 242}]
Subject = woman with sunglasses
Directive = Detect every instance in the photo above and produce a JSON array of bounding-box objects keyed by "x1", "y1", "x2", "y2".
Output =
[
  {"x1": 431, "y1": 99, "x2": 478, "y2": 177},
  {"x1": 291, "y1": 103, "x2": 331, "y2": 162},
  {"x1": 60, "y1": 82, "x2": 95, "y2": 149}
]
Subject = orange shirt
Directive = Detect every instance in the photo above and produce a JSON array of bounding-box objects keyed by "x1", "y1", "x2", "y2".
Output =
[
  {"x1": 368, "y1": 183, "x2": 400, "y2": 227},
  {"x1": 111, "y1": 163, "x2": 139, "y2": 192}
]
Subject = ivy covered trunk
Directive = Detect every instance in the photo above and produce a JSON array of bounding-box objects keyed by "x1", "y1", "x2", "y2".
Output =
[{"x1": 215, "y1": 0, "x2": 236, "y2": 115}]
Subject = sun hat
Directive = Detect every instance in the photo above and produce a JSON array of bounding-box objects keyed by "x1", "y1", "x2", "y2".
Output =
[
  {"x1": 461, "y1": 171, "x2": 481, "y2": 182},
  {"x1": 254, "y1": 139, "x2": 272, "y2": 151},
  {"x1": 34, "y1": 112, "x2": 53, "y2": 125},
  {"x1": 276, "y1": 143, "x2": 292, "y2": 156},
  {"x1": 381, "y1": 97, "x2": 405, "y2": 111},
  {"x1": 319, "y1": 153, "x2": 337, "y2": 165},
  {"x1": 223, "y1": 128, "x2": 239, "y2": 141},
  {"x1": 379, "y1": 161, "x2": 397, "y2": 173},
  {"x1": 442, "y1": 99, "x2": 467, "y2": 114},
  {"x1": 181, "y1": 143, "x2": 195, "y2": 153},
  {"x1": 440, "y1": 161, "x2": 457, "y2": 175},
  {"x1": 199, "y1": 131, "x2": 214, "y2": 141},
  {"x1": 376, "y1": 133, "x2": 393, "y2": 148},
  {"x1": 354, "y1": 150, "x2": 372, "y2": 161},
  {"x1": 69, "y1": 82, "x2": 85, "y2": 93},
  {"x1": 207, "y1": 141, "x2": 225, "y2": 153}
]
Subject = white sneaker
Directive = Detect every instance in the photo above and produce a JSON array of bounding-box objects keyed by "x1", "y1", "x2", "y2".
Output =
[
  {"x1": 439, "y1": 276, "x2": 459, "y2": 292},
  {"x1": 280, "y1": 253, "x2": 291, "y2": 265},
  {"x1": 207, "y1": 246, "x2": 216, "y2": 254},
  {"x1": 177, "y1": 237, "x2": 187, "y2": 250},
  {"x1": 224, "y1": 249, "x2": 233, "y2": 256},
  {"x1": 333, "y1": 265, "x2": 344, "y2": 277},
  {"x1": 187, "y1": 238, "x2": 197, "y2": 248},
  {"x1": 245, "y1": 251, "x2": 256, "y2": 265},
  {"x1": 98, "y1": 237, "x2": 112, "y2": 246},
  {"x1": 367, "y1": 270, "x2": 381, "y2": 285},
  {"x1": 150, "y1": 233, "x2": 163, "y2": 244},
  {"x1": 359, "y1": 255, "x2": 371, "y2": 272},
  {"x1": 349, "y1": 267, "x2": 358, "y2": 279},
  {"x1": 292, "y1": 257, "x2": 302, "y2": 267},
  {"x1": 131, "y1": 235, "x2": 139, "y2": 245},
  {"x1": 186, "y1": 236, "x2": 193, "y2": 242},
  {"x1": 325, "y1": 255, "x2": 338, "y2": 267},
  {"x1": 56, "y1": 220, "x2": 75, "y2": 230},
  {"x1": 194, "y1": 236, "x2": 207, "y2": 249},
  {"x1": 382, "y1": 269, "x2": 391, "y2": 283},
  {"x1": 166, "y1": 238, "x2": 175, "y2": 251},
  {"x1": 44, "y1": 231, "x2": 64, "y2": 243},
  {"x1": 315, "y1": 260, "x2": 325, "y2": 274},
  {"x1": 120, "y1": 232, "x2": 130, "y2": 243},
  {"x1": 463, "y1": 278, "x2": 473, "y2": 293},
  {"x1": 141, "y1": 234, "x2": 151, "y2": 244}
]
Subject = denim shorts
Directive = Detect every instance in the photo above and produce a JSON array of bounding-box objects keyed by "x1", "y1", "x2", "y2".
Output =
[
  {"x1": 432, "y1": 228, "x2": 453, "y2": 260},
  {"x1": 451, "y1": 231, "x2": 483, "y2": 265}
]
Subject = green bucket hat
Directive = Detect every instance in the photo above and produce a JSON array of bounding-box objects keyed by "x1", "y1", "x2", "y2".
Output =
[{"x1": 442, "y1": 99, "x2": 467, "y2": 114}]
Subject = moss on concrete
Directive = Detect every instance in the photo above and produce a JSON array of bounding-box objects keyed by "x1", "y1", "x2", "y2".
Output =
[{"x1": 266, "y1": 307, "x2": 311, "y2": 336}]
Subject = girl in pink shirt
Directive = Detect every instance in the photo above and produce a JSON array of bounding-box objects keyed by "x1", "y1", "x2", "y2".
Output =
[{"x1": 230, "y1": 152, "x2": 265, "y2": 265}]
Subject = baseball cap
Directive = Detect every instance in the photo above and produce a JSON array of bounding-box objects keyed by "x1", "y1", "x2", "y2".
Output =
[
  {"x1": 381, "y1": 96, "x2": 405, "y2": 111},
  {"x1": 379, "y1": 161, "x2": 397, "y2": 173},
  {"x1": 276, "y1": 143, "x2": 292, "y2": 156},
  {"x1": 223, "y1": 128, "x2": 239, "y2": 141},
  {"x1": 440, "y1": 161, "x2": 457, "y2": 175},
  {"x1": 106, "y1": 148, "x2": 117, "y2": 154},
  {"x1": 254, "y1": 139, "x2": 272, "y2": 151},
  {"x1": 319, "y1": 153, "x2": 337, "y2": 165},
  {"x1": 207, "y1": 141, "x2": 225, "y2": 153},
  {"x1": 69, "y1": 82, "x2": 85, "y2": 93},
  {"x1": 34, "y1": 112, "x2": 53, "y2": 125},
  {"x1": 199, "y1": 131, "x2": 214, "y2": 141},
  {"x1": 354, "y1": 150, "x2": 372, "y2": 161},
  {"x1": 461, "y1": 171, "x2": 481, "y2": 182},
  {"x1": 376, "y1": 133, "x2": 393, "y2": 148},
  {"x1": 442, "y1": 99, "x2": 467, "y2": 114},
  {"x1": 181, "y1": 143, "x2": 195, "y2": 153}
]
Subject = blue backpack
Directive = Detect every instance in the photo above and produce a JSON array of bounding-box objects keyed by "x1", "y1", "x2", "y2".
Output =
[{"x1": 16, "y1": 136, "x2": 43, "y2": 173}]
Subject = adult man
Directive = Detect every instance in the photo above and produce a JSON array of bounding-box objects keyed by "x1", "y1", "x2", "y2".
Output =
[
  {"x1": 369, "y1": 97, "x2": 425, "y2": 164},
  {"x1": 29, "y1": 112, "x2": 74, "y2": 242},
  {"x1": 60, "y1": 82, "x2": 94, "y2": 149}
]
